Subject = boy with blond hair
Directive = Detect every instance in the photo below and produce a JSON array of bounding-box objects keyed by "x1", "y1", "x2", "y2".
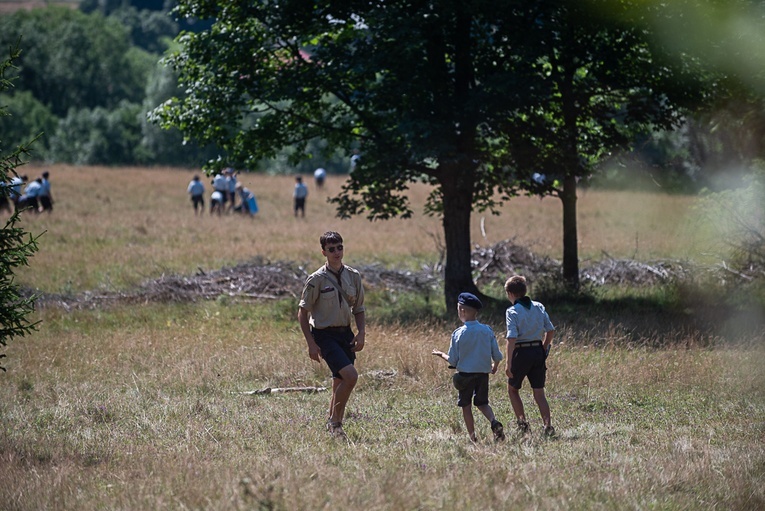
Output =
[{"x1": 433, "y1": 292, "x2": 505, "y2": 443}]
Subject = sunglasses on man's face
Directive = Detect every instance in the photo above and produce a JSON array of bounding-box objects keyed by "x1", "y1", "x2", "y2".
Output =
[{"x1": 325, "y1": 245, "x2": 344, "y2": 253}]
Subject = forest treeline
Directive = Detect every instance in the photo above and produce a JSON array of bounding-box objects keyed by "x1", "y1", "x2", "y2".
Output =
[{"x1": 0, "y1": 1, "x2": 763, "y2": 188}]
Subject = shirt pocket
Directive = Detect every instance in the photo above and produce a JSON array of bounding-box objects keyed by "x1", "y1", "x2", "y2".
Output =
[{"x1": 319, "y1": 287, "x2": 337, "y2": 303}]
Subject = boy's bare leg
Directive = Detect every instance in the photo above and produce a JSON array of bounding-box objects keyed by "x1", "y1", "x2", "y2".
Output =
[
  {"x1": 328, "y1": 377, "x2": 340, "y2": 421},
  {"x1": 461, "y1": 406, "x2": 477, "y2": 441},
  {"x1": 508, "y1": 385, "x2": 527, "y2": 423},
  {"x1": 329, "y1": 364, "x2": 358, "y2": 424},
  {"x1": 532, "y1": 387, "x2": 551, "y2": 427},
  {"x1": 476, "y1": 404, "x2": 497, "y2": 423}
]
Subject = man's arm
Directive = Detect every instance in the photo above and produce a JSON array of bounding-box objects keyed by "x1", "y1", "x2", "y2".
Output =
[
  {"x1": 352, "y1": 311, "x2": 365, "y2": 352},
  {"x1": 297, "y1": 307, "x2": 321, "y2": 361}
]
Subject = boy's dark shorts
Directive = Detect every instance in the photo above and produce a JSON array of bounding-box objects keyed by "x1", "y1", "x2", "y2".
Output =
[
  {"x1": 453, "y1": 372, "x2": 490, "y2": 408},
  {"x1": 191, "y1": 195, "x2": 204, "y2": 208},
  {"x1": 312, "y1": 327, "x2": 355, "y2": 379},
  {"x1": 294, "y1": 197, "x2": 306, "y2": 211},
  {"x1": 39, "y1": 196, "x2": 53, "y2": 211},
  {"x1": 508, "y1": 346, "x2": 546, "y2": 389}
]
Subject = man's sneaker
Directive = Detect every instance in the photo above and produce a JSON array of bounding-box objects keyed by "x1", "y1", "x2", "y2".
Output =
[
  {"x1": 517, "y1": 420, "x2": 530, "y2": 435},
  {"x1": 491, "y1": 420, "x2": 505, "y2": 442},
  {"x1": 328, "y1": 421, "x2": 347, "y2": 440},
  {"x1": 543, "y1": 425, "x2": 556, "y2": 438}
]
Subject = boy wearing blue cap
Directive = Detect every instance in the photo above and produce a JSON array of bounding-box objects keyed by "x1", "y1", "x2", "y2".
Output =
[{"x1": 432, "y1": 292, "x2": 505, "y2": 443}]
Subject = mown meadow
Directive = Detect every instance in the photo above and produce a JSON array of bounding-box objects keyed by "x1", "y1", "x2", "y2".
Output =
[{"x1": 1, "y1": 164, "x2": 763, "y2": 510}]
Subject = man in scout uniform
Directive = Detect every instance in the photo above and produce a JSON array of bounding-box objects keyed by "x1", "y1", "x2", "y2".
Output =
[{"x1": 298, "y1": 231, "x2": 366, "y2": 440}]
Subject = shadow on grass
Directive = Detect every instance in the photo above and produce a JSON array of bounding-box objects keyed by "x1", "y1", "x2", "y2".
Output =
[{"x1": 371, "y1": 281, "x2": 764, "y2": 347}]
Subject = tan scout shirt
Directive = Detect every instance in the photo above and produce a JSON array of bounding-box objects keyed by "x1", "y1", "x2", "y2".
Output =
[{"x1": 299, "y1": 264, "x2": 365, "y2": 329}]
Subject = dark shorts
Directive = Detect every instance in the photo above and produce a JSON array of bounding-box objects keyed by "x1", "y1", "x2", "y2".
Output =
[
  {"x1": 20, "y1": 196, "x2": 38, "y2": 212},
  {"x1": 294, "y1": 197, "x2": 306, "y2": 212},
  {"x1": 312, "y1": 327, "x2": 355, "y2": 379},
  {"x1": 39, "y1": 195, "x2": 53, "y2": 211},
  {"x1": 453, "y1": 372, "x2": 490, "y2": 408},
  {"x1": 215, "y1": 190, "x2": 228, "y2": 204},
  {"x1": 508, "y1": 346, "x2": 546, "y2": 389},
  {"x1": 191, "y1": 195, "x2": 204, "y2": 208}
]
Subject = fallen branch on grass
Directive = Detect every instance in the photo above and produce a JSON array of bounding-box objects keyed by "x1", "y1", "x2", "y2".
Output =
[{"x1": 238, "y1": 386, "x2": 327, "y2": 395}]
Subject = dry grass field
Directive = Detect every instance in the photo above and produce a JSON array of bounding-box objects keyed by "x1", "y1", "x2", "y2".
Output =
[
  {"x1": 11, "y1": 163, "x2": 710, "y2": 294},
  {"x1": 1, "y1": 164, "x2": 763, "y2": 510}
]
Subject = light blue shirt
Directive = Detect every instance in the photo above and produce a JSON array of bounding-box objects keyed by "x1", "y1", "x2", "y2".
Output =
[
  {"x1": 447, "y1": 320, "x2": 503, "y2": 373},
  {"x1": 294, "y1": 182, "x2": 308, "y2": 199},
  {"x1": 187, "y1": 179, "x2": 205, "y2": 196},
  {"x1": 506, "y1": 300, "x2": 555, "y2": 341},
  {"x1": 212, "y1": 174, "x2": 227, "y2": 192},
  {"x1": 24, "y1": 180, "x2": 42, "y2": 198}
]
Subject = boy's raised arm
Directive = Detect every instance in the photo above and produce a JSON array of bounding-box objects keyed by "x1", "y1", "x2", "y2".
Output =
[{"x1": 431, "y1": 349, "x2": 450, "y2": 363}]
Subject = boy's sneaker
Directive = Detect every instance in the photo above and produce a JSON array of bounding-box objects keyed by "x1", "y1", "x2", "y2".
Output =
[
  {"x1": 491, "y1": 420, "x2": 505, "y2": 442},
  {"x1": 543, "y1": 425, "x2": 556, "y2": 438},
  {"x1": 516, "y1": 420, "x2": 530, "y2": 435}
]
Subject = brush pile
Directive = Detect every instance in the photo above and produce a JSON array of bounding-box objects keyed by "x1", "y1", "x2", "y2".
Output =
[{"x1": 31, "y1": 239, "x2": 761, "y2": 309}]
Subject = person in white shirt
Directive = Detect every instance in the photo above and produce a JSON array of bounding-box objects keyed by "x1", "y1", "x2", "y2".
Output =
[
  {"x1": 212, "y1": 171, "x2": 228, "y2": 211},
  {"x1": 293, "y1": 175, "x2": 308, "y2": 218},
  {"x1": 9, "y1": 175, "x2": 25, "y2": 211},
  {"x1": 187, "y1": 175, "x2": 205, "y2": 215},
  {"x1": 21, "y1": 177, "x2": 43, "y2": 213},
  {"x1": 210, "y1": 190, "x2": 224, "y2": 216},
  {"x1": 313, "y1": 167, "x2": 326, "y2": 189}
]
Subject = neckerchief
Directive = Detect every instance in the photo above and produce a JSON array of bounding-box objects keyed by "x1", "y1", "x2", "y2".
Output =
[{"x1": 514, "y1": 296, "x2": 532, "y2": 309}]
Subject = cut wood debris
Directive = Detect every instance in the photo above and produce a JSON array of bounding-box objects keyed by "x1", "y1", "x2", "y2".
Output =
[
  {"x1": 239, "y1": 386, "x2": 327, "y2": 395},
  {"x1": 27, "y1": 240, "x2": 762, "y2": 310}
]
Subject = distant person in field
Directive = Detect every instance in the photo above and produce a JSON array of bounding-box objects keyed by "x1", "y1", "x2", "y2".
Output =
[
  {"x1": 349, "y1": 148, "x2": 361, "y2": 172},
  {"x1": 38, "y1": 171, "x2": 54, "y2": 212},
  {"x1": 212, "y1": 171, "x2": 228, "y2": 212},
  {"x1": 313, "y1": 167, "x2": 326, "y2": 189},
  {"x1": 20, "y1": 177, "x2": 43, "y2": 213},
  {"x1": 210, "y1": 190, "x2": 224, "y2": 216},
  {"x1": 187, "y1": 175, "x2": 205, "y2": 215},
  {"x1": 432, "y1": 292, "x2": 505, "y2": 443},
  {"x1": 293, "y1": 175, "x2": 308, "y2": 217},
  {"x1": 226, "y1": 168, "x2": 238, "y2": 214},
  {"x1": 9, "y1": 174, "x2": 25, "y2": 211},
  {"x1": 235, "y1": 182, "x2": 258, "y2": 217},
  {"x1": 503, "y1": 275, "x2": 556, "y2": 438},
  {"x1": 298, "y1": 231, "x2": 366, "y2": 441}
]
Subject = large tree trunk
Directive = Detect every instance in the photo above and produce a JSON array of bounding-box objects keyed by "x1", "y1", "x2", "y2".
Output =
[
  {"x1": 559, "y1": 59, "x2": 581, "y2": 289},
  {"x1": 441, "y1": 170, "x2": 479, "y2": 311},
  {"x1": 561, "y1": 173, "x2": 580, "y2": 288}
]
